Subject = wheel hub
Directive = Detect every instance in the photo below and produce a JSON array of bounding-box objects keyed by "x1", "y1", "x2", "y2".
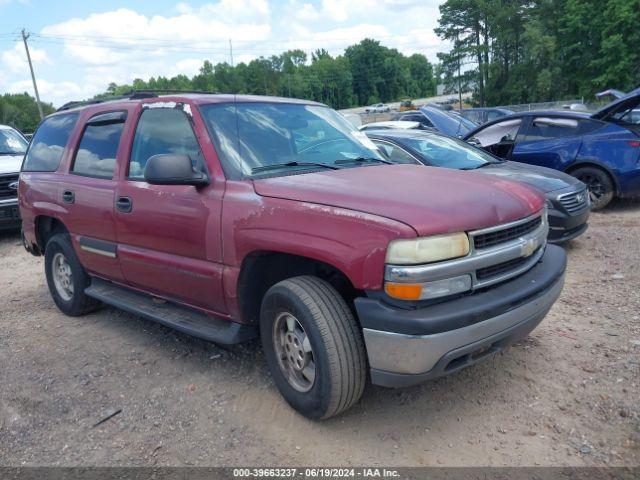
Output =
[
  {"x1": 52, "y1": 252, "x2": 74, "y2": 301},
  {"x1": 273, "y1": 312, "x2": 316, "y2": 392}
]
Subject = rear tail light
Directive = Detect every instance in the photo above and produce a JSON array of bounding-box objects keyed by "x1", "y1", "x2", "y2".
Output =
[{"x1": 628, "y1": 140, "x2": 640, "y2": 147}]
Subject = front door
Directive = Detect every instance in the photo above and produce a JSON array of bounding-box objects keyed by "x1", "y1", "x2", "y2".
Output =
[{"x1": 114, "y1": 103, "x2": 227, "y2": 315}]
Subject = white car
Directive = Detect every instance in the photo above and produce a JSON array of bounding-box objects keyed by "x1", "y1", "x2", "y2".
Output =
[
  {"x1": 364, "y1": 103, "x2": 390, "y2": 113},
  {"x1": 359, "y1": 121, "x2": 423, "y2": 131},
  {"x1": 0, "y1": 125, "x2": 28, "y2": 231}
]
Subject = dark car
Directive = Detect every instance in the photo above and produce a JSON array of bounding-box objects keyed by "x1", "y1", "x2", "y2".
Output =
[
  {"x1": 459, "y1": 107, "x2": 514, "y2": 125},
  {"x1": 394, "y1": 106, "x2": 472, "y2": 138},
  {"x1": 463, "y1": 89, "x2": 640, "y2": 209},
  {"x1": 366, "y1": 129, "x2": 590, "y2": 243}
]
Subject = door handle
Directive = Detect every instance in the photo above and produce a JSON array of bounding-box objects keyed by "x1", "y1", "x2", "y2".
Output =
[
  {"x1": 62, "y1": 189, "x2": 75, "y2": 204},
  {"x1": 116, "y1": 196, "x2": 133, "y2": 213}
]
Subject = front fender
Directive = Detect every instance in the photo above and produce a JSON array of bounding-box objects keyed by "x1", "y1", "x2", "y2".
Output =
[{"x1": 222, "y1": 182, "x2": 417, "y2": 291}]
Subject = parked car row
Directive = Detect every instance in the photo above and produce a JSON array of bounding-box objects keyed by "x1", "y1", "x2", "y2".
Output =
[{"x1": 9, "y1": 89, "x2": 638, "y2": 421}]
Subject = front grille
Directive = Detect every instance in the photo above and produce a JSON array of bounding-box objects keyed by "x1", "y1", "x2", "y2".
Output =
[
  {"x1": 0, "y1": 174, "x2": 19, "y2": 199},
  {"x1": 476, "y1": 252, "x2": 537, "y2": 280},
  {"x1": 558, "y1": 189, "x2": 589, "y2": 213},
  {"x1": 473, "y1": 216, "x2": 542, "y2": 250}
]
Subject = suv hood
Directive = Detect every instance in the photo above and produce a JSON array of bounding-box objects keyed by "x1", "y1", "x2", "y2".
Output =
[
  {"x1": 474, "y1": 161, "x2": 583, "y2": 194},
  {"x1": 253, "y1": 165, "x2": 544, "y2": 237},
  {"x1": 0, "y1": 154, "x2": 23, "y2": 175}
]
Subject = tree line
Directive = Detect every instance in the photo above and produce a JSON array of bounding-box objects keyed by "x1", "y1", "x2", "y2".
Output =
[
  {"x1": 436, "y1": 0, "x2": 640, "y2": 106},
  {"x1": 1, "y1": 93, "x2": 54, "y2": 133},
  {"x1": 101, "y1": 39, "x2": 437, "y2": 110}
]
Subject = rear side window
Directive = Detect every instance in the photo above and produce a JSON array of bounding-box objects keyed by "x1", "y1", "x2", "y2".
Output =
[
  {"x1": 71, "y1": 113, "x2": 126, "y2": 179},
  {"x1": 22, "y1": 113, "x2": 78, "y2": 172},
  {"x1": 128, "y1": 108, "x2": 204, "y2": 180},
  {"x1": 525, "y1": 117, "x2": 579, "y2": 140}
]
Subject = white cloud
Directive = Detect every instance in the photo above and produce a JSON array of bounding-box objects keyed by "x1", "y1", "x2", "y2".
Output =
[{"x1": 2, "y1": 43, "x2": 51, "y2": 74}]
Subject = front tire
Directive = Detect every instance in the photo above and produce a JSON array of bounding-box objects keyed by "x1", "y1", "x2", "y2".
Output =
[
  {"x1": 260, "y1": 276, "x2": 367, "y2": 420},
  {"x1": 44, "y1": 233, "x2": 101, "y2": 316},
  {"x1": 571, "y1": 166, "x2": 614, "y2": 210}
]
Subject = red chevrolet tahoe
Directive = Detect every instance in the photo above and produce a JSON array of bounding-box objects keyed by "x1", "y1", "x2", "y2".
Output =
[{"x1": 19, "y1": 93, "x2": 566, "y2": 419}]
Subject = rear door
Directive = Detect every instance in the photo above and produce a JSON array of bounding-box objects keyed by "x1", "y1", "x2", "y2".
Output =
[
  {"x1": 59, "y1": 110, "x2": 128, "y2": 281},
  {"x1": 511, "y1": 116, "x2": 583, "y2": 170},
  {"x1": 114, "y1": 102, "x2": 227, "y2": 314}
]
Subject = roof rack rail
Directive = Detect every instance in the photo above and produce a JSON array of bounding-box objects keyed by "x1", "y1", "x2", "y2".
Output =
[{"x1": 56, "y1": 89, "x2": 219, "y2": 112}]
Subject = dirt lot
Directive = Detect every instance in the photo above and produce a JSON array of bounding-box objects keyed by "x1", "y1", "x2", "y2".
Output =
[{"x1": 1, "y1": 203, "x2": 639, "y2": 467}]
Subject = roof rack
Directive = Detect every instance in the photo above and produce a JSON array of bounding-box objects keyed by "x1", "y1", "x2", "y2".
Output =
[{"x1": 56, "y1": 89, "x2": 218, "y2": 112}]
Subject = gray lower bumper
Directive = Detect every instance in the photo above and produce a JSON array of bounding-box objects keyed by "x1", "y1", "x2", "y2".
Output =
[{"x1": 363, "y1": 271, "x2": 564, "y2": 388}]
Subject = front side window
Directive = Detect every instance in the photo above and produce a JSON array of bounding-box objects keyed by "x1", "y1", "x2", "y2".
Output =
[
  {"x1": 199, "y1": 102, "x2": 384, "y2": 178},
  {"x1": 472, "y1": 119, "x2": 522, "y2": 148},
  {"x1": 22, "y1": 113, "x2": 78, "y2": 172},
  {"x1": 129, "y1": 108, "x2": 204, "y2": 180},
  {"x1": 0, "y1": 128, "x2": 28, "y2": 155},
  {"x1": 71, "y1": 115, "x2": 125, "y2": 179}
]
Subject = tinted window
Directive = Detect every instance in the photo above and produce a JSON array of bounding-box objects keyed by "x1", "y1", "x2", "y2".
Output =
[
  {"x1": 526, "y1": 117, "x2": 579, "y2": 140},
  {"x1": 129, "y1": 108, "x2": 204, "y2": 179},
  {"x1": 472, "y1": 119, "x2": 522, "y2": 147},
  {"x1": 372, "y1": 140, "x2": 419, "y2": 164},
  {"x1": 23, "y1": 113, "x2": 78, "y2": 172},
  {"x1": 71, "y1": 118, "x2": 125, "y2": 179},
  {"x1": 0, "y1": 128, "x2": 28, "y2": 155}
]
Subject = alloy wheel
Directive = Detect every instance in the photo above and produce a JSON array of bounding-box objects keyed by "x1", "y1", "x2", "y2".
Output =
[
  {"x1": 272, "y1": 311, "x2": 316, "y2": 392},
  {"x1": 52, "y1": 252, "x2": 74, "y2": 301}
]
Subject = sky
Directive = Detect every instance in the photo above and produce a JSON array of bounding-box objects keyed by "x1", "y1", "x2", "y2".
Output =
[{"x1": 0, "y1": 0, "x2": 447, "y2": 107}]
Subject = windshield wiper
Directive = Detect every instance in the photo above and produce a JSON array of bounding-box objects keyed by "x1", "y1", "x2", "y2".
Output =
[
  {"x1": 251, "y1": 161, "x2": 341, "y2": 174},
  {"x1": 460, "y1": 163, "x2": 494, "y2": 170},
  {"x1": 334, "y1": 156, "x2": 393, "y2": 166}
]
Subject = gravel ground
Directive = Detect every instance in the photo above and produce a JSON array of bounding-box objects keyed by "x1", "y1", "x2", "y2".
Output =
[{"x1": 0, "y1": 202, "x2": 638, "y2": 467}]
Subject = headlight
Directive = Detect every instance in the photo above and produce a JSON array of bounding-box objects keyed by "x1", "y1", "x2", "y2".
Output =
[{"x1": 385, "y1": 232, "x2": 470, "y2": 265}]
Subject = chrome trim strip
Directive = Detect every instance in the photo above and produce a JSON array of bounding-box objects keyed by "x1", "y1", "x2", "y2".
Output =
[
  {"x1": 363, "y1": 274, "x2": 564, "y2": 375},
  {"x1": 386, "y1": 213, "x2": 548, "y2": 286},
  {"x1": 0, "y1": 197, "x2": 18, "y2": 205},
  {"x1": 468, "y1": 210, "x2": 543, "y2": 237},
  {"x1": 80, "y1": 245, "x2": 117, "y2": 258}
]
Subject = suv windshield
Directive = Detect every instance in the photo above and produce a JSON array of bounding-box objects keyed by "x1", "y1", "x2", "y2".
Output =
[
  {"x1": 403, "y1": 134, "x2": 501, "y2": 169},
  {"x1": 0, "y1": 128, "x2": 28, "y2": 155},
  {"x1": 199, "y1": 102, "x2": 385, "y2": 178}
]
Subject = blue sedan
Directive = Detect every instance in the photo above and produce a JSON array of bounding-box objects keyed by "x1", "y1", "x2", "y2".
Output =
[{"x1": 463, "y1": 89, "x2": 640, "y2": 209}]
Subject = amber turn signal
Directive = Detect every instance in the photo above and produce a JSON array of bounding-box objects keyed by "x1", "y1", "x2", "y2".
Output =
[{"x1": 384, "y1": 282, "x2": 422, "y2": 300}]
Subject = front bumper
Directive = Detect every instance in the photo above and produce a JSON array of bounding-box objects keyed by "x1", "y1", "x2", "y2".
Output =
[
  {"x1": 355, "y1": 244, "x2": 566, "y2": 387},
  {"x1": 0, "y1": 198, "x2": 20, "y2": 231},
  {"x1": 547, "y1": 206, "x2": 589, "y2": 243}
]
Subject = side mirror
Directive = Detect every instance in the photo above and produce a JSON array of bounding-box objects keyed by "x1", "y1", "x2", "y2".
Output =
[{"x1": 144, "y1": 154, "x2": 209, "y2": 187}]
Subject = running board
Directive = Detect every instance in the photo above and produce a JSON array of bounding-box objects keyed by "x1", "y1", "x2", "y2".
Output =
[{"x1": 85, "y1": 278, "x2": 257, "y2": 344}]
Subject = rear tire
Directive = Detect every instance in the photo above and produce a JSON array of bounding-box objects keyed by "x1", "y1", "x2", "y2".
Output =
[
  {"x1": 260, "y1": 276, "x2": 367, "y2": 420},
  {"x1": 44, "y1": 233, "x2": 101, "y2": 316},
  {"x1": 571, "y1": 166, "x2": 614, "y2": 210}
]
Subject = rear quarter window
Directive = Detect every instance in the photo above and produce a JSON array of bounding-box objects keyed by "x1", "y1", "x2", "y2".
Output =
[{"x1": 22, "y1": 113, "x2": 79, "y2": 172}]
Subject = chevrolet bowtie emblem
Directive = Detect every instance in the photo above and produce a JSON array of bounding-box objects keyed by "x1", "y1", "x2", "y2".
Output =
[
  {"x1": 521, "y1": 238, "x2": 538, "y2": 257},
  {"x1": 8, "y1": 181, "x2": 19, "y2": 191}
]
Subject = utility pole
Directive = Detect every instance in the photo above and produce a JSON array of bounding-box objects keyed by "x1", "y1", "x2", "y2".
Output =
[
  {"x1": 21, "y1": 29, "x2": 44, "y2": 120},
  {"x1": 229, "y1": 38, "x2": 234, "y2": 67},
  {"x1": 456, "y1": 34, "x2": 462, "y2": 110}
]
